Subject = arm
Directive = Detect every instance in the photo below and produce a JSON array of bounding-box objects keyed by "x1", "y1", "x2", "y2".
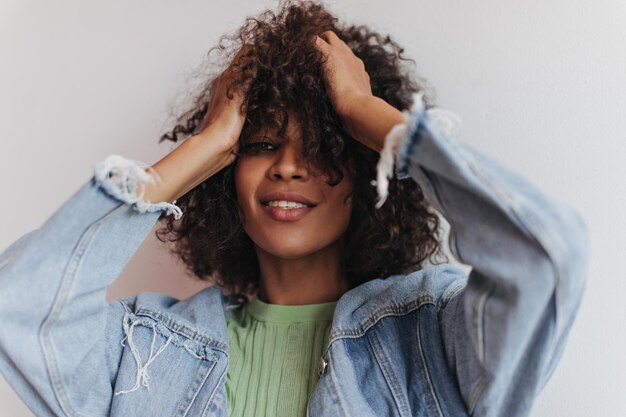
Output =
[
  {"x1": 0, "y1": 159, "x2": 172, "y2": 417},
  {"x1": 0, "y1": 51, "x2": 246, "y2": 416},
  {"x1": 313, "y1": 31, "x2": 589, "y2": 415},
  {"x1": 0, "y1": 138, "x2": 237, "y2": 417},
  {"x1": 377, "y1": 92, "x2": 589, "y2": 416}
]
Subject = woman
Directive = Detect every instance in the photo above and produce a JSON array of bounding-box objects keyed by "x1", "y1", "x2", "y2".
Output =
[{"x1": 0, "y1": 1, "x2": 589, "y2": 417}]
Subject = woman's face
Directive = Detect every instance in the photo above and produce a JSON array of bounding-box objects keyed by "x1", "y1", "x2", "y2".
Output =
[{"x1": 233, "y1": 114, "x2": 354, "y2": 260}]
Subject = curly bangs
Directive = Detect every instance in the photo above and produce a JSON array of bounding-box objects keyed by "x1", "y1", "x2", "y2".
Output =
[{"x1": 155, "y1": 0, "x2": 449, "y2": 300}]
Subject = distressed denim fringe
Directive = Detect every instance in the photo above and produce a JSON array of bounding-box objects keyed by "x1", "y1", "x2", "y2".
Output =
[
  {"x1": 114, "y1": 310, "x2": 175, "y2": 396},
  {"x1": 93, "y1": 154, "x2": 183, "y2": 220},
  {"x1": 374, "y1": 91, "x2": 462, "y2": 209}
]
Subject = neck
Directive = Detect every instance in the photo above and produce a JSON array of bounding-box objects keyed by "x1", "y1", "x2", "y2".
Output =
[{"x1": 254, "y1": 241, "x2": 350, "y2": 305}]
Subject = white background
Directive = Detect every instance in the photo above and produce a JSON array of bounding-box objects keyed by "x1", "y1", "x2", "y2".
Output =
[{"x1": 1, "y1": 1, "x2": 625, "y2": 416}]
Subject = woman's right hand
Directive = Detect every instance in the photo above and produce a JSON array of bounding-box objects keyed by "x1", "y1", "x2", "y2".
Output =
[
  {"x1": 195, "y1": 45, "x2": 252, "y2": 165},
  {"x1": 137, "y1": 46, "x2": 253, "y2": 205}
]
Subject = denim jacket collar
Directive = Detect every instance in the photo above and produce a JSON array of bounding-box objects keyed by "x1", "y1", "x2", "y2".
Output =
[{"x1": 153, "y1": 262, "x2": 467, "y2": 358}]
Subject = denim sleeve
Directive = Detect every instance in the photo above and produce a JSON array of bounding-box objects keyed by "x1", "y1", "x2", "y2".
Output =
[
  {"x1": 0, "y1": 155, "x2": 182, "y2": 417},
  {"x1": 381, "y1": 93, "x2": 590, "y2": 417}
]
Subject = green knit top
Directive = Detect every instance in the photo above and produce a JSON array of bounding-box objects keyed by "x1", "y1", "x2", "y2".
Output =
[{"x1": 225, "y1": 293, "x2": 337, "y2": 417}]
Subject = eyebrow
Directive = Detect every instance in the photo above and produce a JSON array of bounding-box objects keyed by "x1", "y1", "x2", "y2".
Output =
[
  {"x1": 249, "y1": 126, "x2": 296, "y2": 142},
  {"x1": 244, "y1": 132, "x2": 278, "y2": 142}
]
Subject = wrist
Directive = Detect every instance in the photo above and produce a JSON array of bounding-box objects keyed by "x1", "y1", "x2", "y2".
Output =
[
  {"x1": 342, "y1": 95, "x2": 405, "y2": 153},
  {"x1": 187, "y1": 129, "x2": 237, "y2": 174},
  {"x1": 195, "y1": 119, "x2": 240, "y2": 145}
]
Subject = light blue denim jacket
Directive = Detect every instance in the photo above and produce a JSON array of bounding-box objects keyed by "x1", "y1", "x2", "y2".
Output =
[{"x1": 0, "y1": 94, "x2": 590, "y2": 417}]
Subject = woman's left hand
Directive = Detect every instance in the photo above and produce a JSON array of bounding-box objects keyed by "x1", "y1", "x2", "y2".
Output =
[
  {"x1": 313, "y1": 31, "x2": 373, "y2": 121},
  {"x1": 313, "y1": 30, "x2": 405, "y2": 153}
]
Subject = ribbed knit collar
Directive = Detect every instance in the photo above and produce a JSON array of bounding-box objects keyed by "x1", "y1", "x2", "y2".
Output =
[{"x1": 246, "y1": 293, "x2": 337, "y2": 323}]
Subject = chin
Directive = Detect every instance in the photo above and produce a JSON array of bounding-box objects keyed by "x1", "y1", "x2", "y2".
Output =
[
  {"x1": 259, "y1": 241, "x2": 318, "y2": 259},
  {"x1": 253, "y1": 234, "x2": 332, "y2": 259}
]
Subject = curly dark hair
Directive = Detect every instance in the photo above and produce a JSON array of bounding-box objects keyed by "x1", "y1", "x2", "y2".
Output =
[{"x1": 154, "y1": 0, "x2": 449, "y2": 301}]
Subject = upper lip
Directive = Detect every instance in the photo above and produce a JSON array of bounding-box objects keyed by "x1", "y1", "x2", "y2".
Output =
[{"x1": 260, "y1": 192, "x2": 318, "y2": 207}]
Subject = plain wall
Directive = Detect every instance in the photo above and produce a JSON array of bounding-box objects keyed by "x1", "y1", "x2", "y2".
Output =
[{"x1": 1, "y1": 1, "x2": 624, "y2": 415}]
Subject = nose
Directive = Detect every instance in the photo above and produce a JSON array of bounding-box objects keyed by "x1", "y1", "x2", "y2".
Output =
[{"x1": 269, "y1": 138, "x2": 310, "y2": 181}]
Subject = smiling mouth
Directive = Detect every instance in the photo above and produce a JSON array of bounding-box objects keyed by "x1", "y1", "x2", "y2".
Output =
[
  {"x1": 260, "y1": 202, "x2": 316, "y2": 222},
  {"x1": 261, "y1": 202, "x2": 316, "y2": 208}
]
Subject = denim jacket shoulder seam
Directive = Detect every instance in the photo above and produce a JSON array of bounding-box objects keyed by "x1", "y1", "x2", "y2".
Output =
[
  {"x1": 329, "y1": 295, "x2": 436, "y2": 341},
  {"x1": 439, "y1": 281, "x2": 466, "y2": 311}
]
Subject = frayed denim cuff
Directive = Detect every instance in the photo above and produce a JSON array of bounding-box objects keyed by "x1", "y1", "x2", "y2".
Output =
[
  {"x1": 93, "y1": 155, "x2": 183, "y2": 220},
  {"x1": 374, "y1": 91, "x2": 462, "y2": 209}
]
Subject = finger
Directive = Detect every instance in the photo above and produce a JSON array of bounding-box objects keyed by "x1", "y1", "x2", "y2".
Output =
[
  {"x1": 323, "y1": 31, "x2": 348, "y2": 50},
  {"x1": 317, "y1": 30, "x2": 331, "y2": 43},
  {"x1": 320, "y1": 30, "x2": 352, "y2": 53},
  {"x1": 313, "y1": 35, "x2": 330, "y2": 53},
  {"x1": 323, "y1": 30, "x2": 340, "y2": 44}
]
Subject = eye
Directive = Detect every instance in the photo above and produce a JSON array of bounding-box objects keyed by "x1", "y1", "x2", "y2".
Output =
[{"x1": 239, "y1": 139, "x2": 278, "y2": 155}]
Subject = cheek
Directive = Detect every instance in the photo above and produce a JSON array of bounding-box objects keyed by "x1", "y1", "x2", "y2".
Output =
[
  {"x1": 339, "y1": 195, "x2": 354, "y2": 230},
  {"x1": 234, "y1": 160, "x2": 257, "y2": 196},
  {"x1": 233, "y1": 162, "x2": 257, "y2": 222},
  {"x1": 328, "y1": 183, "x2": 354, "y2": 230}
]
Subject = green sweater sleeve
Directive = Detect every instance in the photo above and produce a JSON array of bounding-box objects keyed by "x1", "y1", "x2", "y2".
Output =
[{"x1": 225, "y1": 293, "x2": 337, "y2": 417}]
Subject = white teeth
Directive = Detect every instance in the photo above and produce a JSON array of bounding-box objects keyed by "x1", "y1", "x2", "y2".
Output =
[{"x1": 266, "y1": 200, "x2": 311, "y2": 209}]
